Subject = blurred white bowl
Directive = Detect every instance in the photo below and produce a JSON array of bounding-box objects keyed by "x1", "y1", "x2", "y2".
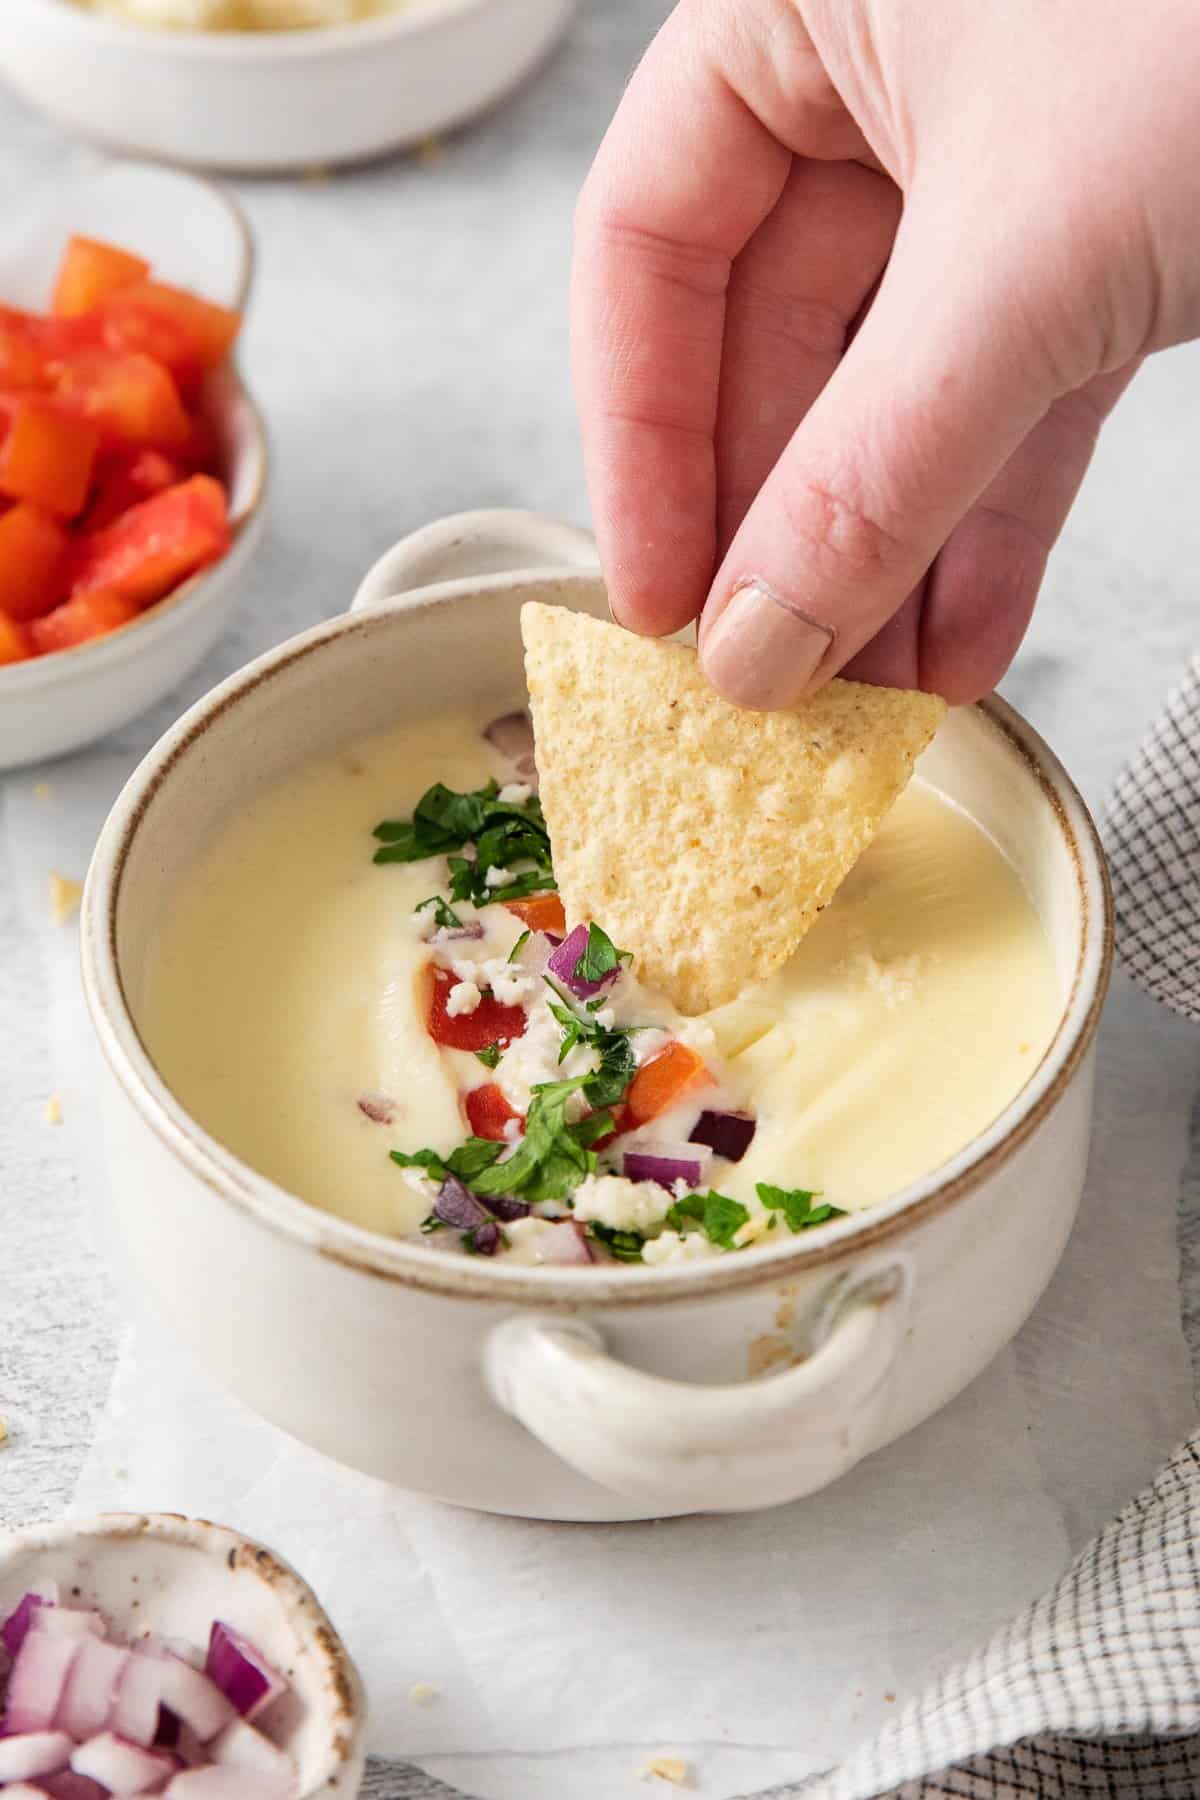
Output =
[
  {"x1": 0, "y1": 0, "x2": 577, "y2": 173},
  {"x1": 0, "y1": 159, "x2": 267, "y2": 773},
  {"x1": 0, "y1": 1512, "x2": 367, "y2": 1796}
]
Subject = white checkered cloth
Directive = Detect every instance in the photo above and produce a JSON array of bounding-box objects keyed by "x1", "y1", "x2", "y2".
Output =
[{"x1": 358, "y1": 667, "x2": 1200, "y2": 1800}]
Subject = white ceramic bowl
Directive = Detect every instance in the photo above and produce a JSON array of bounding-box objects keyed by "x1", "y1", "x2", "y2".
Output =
[
  {"x1": 0, "y1": 160, "x2": 267, "y2": 773},
  {"x1": 80, "y1": 508, "x2": 1112, "y2": 1523},
  {"x1": 0, "y1": 1512, "x2": 367, "y2": 1795},
  {"x1": 0, "y1": 0, "x2": 577, "y2": 173}
]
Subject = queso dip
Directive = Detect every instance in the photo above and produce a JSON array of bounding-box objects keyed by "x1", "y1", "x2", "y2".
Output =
[{"x1": 140, "y1": 709, "x2": 1061, "y2": 1266}]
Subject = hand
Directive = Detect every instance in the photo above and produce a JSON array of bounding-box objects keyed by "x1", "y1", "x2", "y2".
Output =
[{"x1": 571, "y1": 0, "x2": 1200, "y2": 706}]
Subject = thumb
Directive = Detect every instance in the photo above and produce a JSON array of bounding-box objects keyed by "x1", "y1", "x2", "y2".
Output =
[{"x1": 698, "y1": 201, "x2": 1071, "y2": 707}]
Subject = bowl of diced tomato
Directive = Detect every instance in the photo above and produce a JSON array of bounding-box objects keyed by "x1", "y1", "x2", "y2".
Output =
[{"x1": 0, "y1": 160, "x2": 266, "y2": 770}]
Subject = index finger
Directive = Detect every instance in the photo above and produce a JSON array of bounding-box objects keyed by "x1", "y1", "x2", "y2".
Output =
[{"x1": 570, "y1": 2, "x2": 794, "y2": 634}]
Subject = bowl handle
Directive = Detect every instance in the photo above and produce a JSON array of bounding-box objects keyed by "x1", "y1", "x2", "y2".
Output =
[
  {"x1": 351, "y1": 508, "x2": 601, "y2": 612},
  {"x1": 484, "y1": 1257, "x2": 912, "y2": 1513}
]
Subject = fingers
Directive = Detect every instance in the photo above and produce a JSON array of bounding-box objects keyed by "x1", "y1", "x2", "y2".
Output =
[
  {"x1": 913, "y1": 363, "x2": 1141, "y2": 701},
  {"x1": 571, "y1": 0, "x2": 870, "y2": 637},
  {"x1": 714, "y1": 159, "x2": 900, "y2": 559},
  {"x1": 698, "y1": 205, "x2": 1081, "y2": 708}
]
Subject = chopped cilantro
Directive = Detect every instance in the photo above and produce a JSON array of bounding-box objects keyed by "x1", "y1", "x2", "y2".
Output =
[
  {"x1": 474, "y1": 1045, "x2": 502, "y2": 1070},
  {"x1": 544, "y1": 981, "x2": 637, "y2": 1109},
  {"x1": 390, "y1": 1137, "x2": 505, "y2": 1184},
  {"x1": 507, "y1": 930, "x2": 531, "y2": 963},
  {"x1": 574, "y1": 922, "x2": 630, "y2": 985},
  {"x1": 666, "y1": 1190, "x2": 750, "y2": 1250},
  {"x1": 587, "y1": 1222, "x2": 645, "y2": 1262},
  {"x1": 373, "y1": 779, "x2": 555, "y2": 907},
  {"x1": 470, "y1": 1077, "x2": 600, "y2": 1204},
  {"x1": 416, "y1": 893, "x2": 465, "y2": 931},
  {"x1": 756, "y1": 1183, "x2": 847, "y2": 1232}
]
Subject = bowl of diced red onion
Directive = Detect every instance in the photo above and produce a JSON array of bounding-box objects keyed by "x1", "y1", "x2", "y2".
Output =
[{"x1": 0, "y1": 1512, "x2": 366, "y2": 1798}]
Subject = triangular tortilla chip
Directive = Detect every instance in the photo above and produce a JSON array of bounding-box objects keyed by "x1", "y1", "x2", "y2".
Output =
[{"x1": 522, "y1": 602, "x2": 946, "y2": 1015}]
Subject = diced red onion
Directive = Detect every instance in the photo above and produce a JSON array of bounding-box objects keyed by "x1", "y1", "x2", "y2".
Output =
[
  {"x1": 39, "y1": 1775, "x2": 111, "y2": 1800},
  {"x1": 110, "y1": 1651, "x2": 166, "y2": 1748},
  {"x1": 6, "y1": 1632, "x2": 79, "y2": 1733},
  {"x1": 469, "y1": 1220, "x2": 503, "y2": 1256},
  {"x1": 688, "y1": 1109, "x2": 756, "y2": 1162},
  {"x1": 70, "y1": 1729, "x2": 176, "y2": 1792},
  {"x1": 431, "y1": 921, "x2": 485, "y2": 945},
  {"x1": 622, "y1": 1144, "x2": 712, "y2": 1190},
  {"x1": 2, "y1": 1593, "x2": 48, "y2": 1658},
  {"x1": 356, "y1": 1092, "x2": 395, "y2": 1125},
  {"x1": 539, "y1": 1221, "x2": 594, "y2": 1265},
  {"x1": 0, "y1": 1728, "x2": 73, "y2": 1780},
  {"x1": 209, "y1": 1717, "x2": 296, "y2": 1782},
  {"x1": 32, "y1": 1610, "x2": 104, "y2": 1642},
  {"x1": 433, "y1": 1175, "x2": 489, "y2": 1232},
  {"x1": 165, "y1": 1764, "x2": 297, "y2": 1798},
  {"x1": 478, "y1": 1194, "x2": 529, "y2": 1223},
  {"x1": 153, "y1": 1707, "x2": 182, "y2": 1750},
  {"x1": 157, "y1": 1660, "x2": 235, "y2": 1743},
  {"x1": 205, "y1": 1623, "x2": 285, "y2": 1723},
  {"x1": 55, "y1": 1638, "x2": 129, "y2": 1743},
  {"x1": 546, "y1": 924, "x2": 616, "y2": 1000},
  {"x1": 482, "y1": 712, "x2": 538, "y2": 793}
]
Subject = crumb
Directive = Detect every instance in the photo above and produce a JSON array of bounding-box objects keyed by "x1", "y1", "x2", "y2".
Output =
[
  {"x1": 45, "y1": 1093, "x2": 63, "y2": 1126},
  {"x1": 884, "y1": 1692, "x2": 896, "y2": 1704},
  {"x1": 413, "y1": 134, "x2": 446, "y2": 165},
  {"x1": 0, "y1": 1419, "x2": 8, "y2": 1447},
  {"x1": 33, "y1": 781, "x2": 52, "y2": 802},
  {"x1": 640, "y1": 1755, "x2": 689, "y2": 1785},
  {"x1": 407, "y1": 1682, "x2": 438, "y2": 1707},
  {"x1": 301, "y1": 164, "x2": 333, "y2": 185},
  {"x1": 112, "y1": 1465, "x2": 128, "y2": 1480},
  {"x1": 49, "y1": 871, "x2": 83, "y2": 923}
]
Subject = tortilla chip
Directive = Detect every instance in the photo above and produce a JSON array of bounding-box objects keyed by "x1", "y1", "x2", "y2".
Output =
[{"x1": 521, "y1": 602, "x2": 945, "y2": 1015}]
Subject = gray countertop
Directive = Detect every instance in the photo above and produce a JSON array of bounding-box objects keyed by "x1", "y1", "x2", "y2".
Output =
[{"x1": 1, "y1": 6, "x2": 1198, "y2": 1796}]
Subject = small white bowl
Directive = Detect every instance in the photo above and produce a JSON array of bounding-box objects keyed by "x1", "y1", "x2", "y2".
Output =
[
  {"x1": 0, "y1": 160, "x2": 267, "y2": 773},
  {"x1": 0, "y1": 0, "x2": 578, "y2": 174},
  {"x1": 0, "y1": 1512, "x2": 367, "y2": 1796}
]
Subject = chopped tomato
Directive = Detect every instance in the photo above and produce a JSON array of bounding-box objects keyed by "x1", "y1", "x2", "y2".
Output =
[
  {"x1": 426, "y1": 965, "x2": 528, "y2": 1054},
  {"x1": 504, "y1": 892, "x2": 566, "y2": 935},
  {"x1": 101, "y1": 282, "x2": 240, "y2": 390},
  {"x1": 70, "y1": 475, "x2": 230, "y2": 608},
  {"x1": 0, "y1": 503, "x2": 68, "y2": 621},
  {"x1": 0, "y1": 400, "x2": 99, "y2": 518},
  {"x1": 30, "y1": 589, "x2": 140, "y2": 656},
  {"x1": 176, "y1": 408, "x2": 222, "y2": 475},
  {"x1": 54, "y1": 350, "x2": 191, "y2": 451},
  {"x1": 625, "y1": 1041, "x2": 710, "y2": 1127},
  {"x1": 0, "y1": 610, "x2": 33, "y2": 665},
  {"x1": 52, "y1": 237, "x2": 149, "y2": 320},
  {"x1": 0, "y1": 309, "x2": 47, "y2": 389},
  {"x1": 85, "y1": 449, "x2": 184, "y2": 532},
  {"x1": 464, "y1": 1082, "x2": 523, "y2": 1142}
]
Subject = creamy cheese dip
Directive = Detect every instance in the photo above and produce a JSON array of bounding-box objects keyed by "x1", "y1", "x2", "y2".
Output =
[
  {"x1": 81, "y1": 0, "x2": 432, "y2": 30},
  {"x1": 140, "y1": 709, "x2": 1061, "y2": 1264}
]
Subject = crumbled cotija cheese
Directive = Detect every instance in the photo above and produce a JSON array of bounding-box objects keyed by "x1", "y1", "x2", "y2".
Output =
[
  {"x1": 445, "y1": 979, "x2": 482, "y2": 1017},
  {"x1": 496, "y1": 1005, "x2": 598, "y2": 1111},
  {"x1": 571, "y1": 1173, "x2": 672, "y2": 1235}
]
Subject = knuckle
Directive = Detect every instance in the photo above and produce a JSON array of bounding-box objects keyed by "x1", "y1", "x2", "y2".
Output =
[{"x1": 780, "y1": 469, "x2": 910, "y2": 576}]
